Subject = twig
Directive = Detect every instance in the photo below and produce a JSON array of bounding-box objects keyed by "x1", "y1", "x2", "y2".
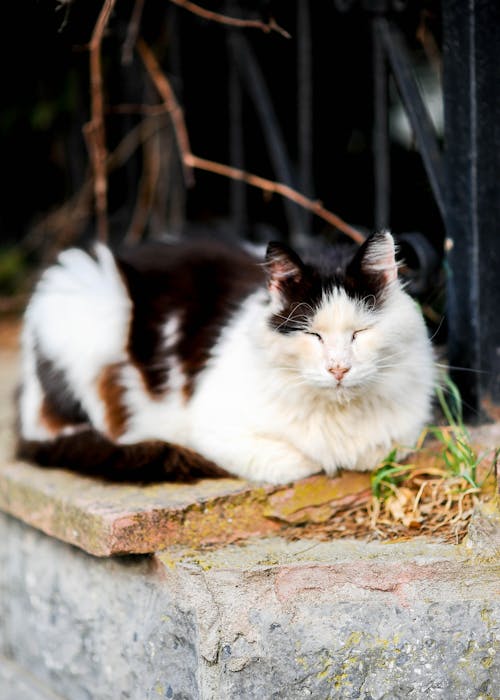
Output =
[
  {"x1": 85, "y1": 0, "x2": 117, "y2": 243},
  {"x1": 122, "y1": 0, "x2": 145, "y2": 65},
  {"x1": 169, "y1": 0, "x2": 291, "y2": 39},
  {"x1": 86, "y1": 13, "x2": 361, "y2": 246},
  {"x1": 136, "y1": 37, "x2": 195, "y2": 187},
  {"x1": 124, "y1": 118, "x2": 163, "y2": 244},
  {"x1": 184, "y1": 153, "x2": 367, "y2": 244}
]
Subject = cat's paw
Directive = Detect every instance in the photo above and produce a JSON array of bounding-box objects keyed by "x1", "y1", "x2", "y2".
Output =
[
  {"x1": 261, "y1": 461, "x2": 323, "y2": 485},
  {"x1": 243, "y1": 440, "x2": 321, "y2": 484}
]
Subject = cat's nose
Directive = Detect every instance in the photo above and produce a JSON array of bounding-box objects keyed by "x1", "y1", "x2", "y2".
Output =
[{"x1": 328, "y1": 364, "x2": 351, "y2": 381}]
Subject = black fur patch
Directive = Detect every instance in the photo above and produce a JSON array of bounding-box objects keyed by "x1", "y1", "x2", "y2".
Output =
[
  {"x1": 117, "y1": 240, "x2": 265, "y2": 397},
  {"x1": 16, "y1": 431, "x2": 231, "y2": 483},
  {"x1": 35, "y1": 348, "x2": 89, "y2": 426},
  {"x1": 265, "y1": 234, "x2": 392, "y2": 334}
]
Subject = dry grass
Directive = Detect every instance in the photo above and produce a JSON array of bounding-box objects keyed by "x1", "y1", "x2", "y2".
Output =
[{"x1": 283, "y1": 436, "x2": 498, "y2": 544}]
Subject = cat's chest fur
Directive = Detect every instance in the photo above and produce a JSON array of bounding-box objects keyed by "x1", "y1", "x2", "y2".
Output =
[{"x1": 17, "y1": 233, "x2": 435, "y2": 484}]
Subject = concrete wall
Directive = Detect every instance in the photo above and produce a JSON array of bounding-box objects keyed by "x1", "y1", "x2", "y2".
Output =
[{"x1": 1, "y1": 512, "x2": 499, "y2": 700}]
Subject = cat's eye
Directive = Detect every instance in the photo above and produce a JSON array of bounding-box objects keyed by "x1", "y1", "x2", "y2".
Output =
[
  {"x1": 352, "y1": 328, "x2": 368, "y2": 341},
  {"x1": 306, "y1": 331, "x2": 323, "y2": 343}
]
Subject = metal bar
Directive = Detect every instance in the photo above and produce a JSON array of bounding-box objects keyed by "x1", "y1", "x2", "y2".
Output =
[
  {"x1": 442, "y1": 0, "x2": 500, "y2": 417},
  {"x1": 376, "y1": 16, "x2": 446, "y2": 222},
  {"x1": 228, "y1": 31, "x2": 303, "y2": 243},
  {"x1": 372, "y1": 17, "x2": 390, "y2": 230},
  {"x1": 297, "y1": 0, "x2": 313, "y2": 234},
  {"x1": 228, "y1": 57, "x2": 246, "y2": 237}
]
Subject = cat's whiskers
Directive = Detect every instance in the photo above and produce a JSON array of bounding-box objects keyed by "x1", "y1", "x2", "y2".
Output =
[
  {"x1": 434, "y1": 382, "x2": 483, "y2": 419},
  {"x1": 290, "y1": 301, "x2": 315, "y2": 315},
  {"x1": 435, "y1": 362, "x2": 489, "y2": 375},
  {"x1": 373, "y1": 357, "x2": 405, "y2": 371},
  {"x1": 273, "y1": 313, "x2": 309, "y2": 332},
  {"x1": 429, "y1": 315, "x2": 446, "y2": 342},
  {"x1": 273, "y1": 302, "x2": 314, "y2": 332},
  {"x1": 378, "y1": 351, "x2": 405, "y2": 363},
  {"x1": 374, "y1": 363, "x2": 403, "y2": 372}
]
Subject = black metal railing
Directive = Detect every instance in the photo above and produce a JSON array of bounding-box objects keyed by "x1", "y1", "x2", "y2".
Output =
[{"x1": 337, "y1": 0, "x2": 500, "y2": 416}]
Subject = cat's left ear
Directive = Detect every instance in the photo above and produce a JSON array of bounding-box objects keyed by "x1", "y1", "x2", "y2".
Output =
[
  {"x1": 264, "y1": 242, "x2": 305, "y2": 296},
  {"x1": 347, "y1": 231, "x2": 398, "y2": 287}
]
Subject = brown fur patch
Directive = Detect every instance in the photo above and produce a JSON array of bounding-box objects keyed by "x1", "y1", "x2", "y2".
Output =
[{"x1": 97, "y1": 363, "x2": 129, "y2": 439}]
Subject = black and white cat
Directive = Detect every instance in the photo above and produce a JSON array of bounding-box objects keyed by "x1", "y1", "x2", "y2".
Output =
[{"x1": 16, "y1": 232, "x2": 435, "y2": 483}]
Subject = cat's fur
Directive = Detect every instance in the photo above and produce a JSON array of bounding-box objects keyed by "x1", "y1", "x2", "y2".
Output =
[{"x1": 16, "y1": 232, "x2": 436, "y2": 484}]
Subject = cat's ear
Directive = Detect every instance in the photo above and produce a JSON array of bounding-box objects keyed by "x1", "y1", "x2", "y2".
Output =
[
  {"x1": 347, "y1": 231, "x2": 398, "y2": 287},
  {"x1": 264, "y1": 242, "x2": 305, "y2": 296}
]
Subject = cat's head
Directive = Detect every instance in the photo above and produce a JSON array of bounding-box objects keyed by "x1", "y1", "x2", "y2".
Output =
[{"x1": 263, "y1": 231, "x2": 408, "y2": 400}]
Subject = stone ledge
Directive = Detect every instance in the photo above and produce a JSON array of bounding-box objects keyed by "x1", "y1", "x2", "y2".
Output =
[{"x1": 0, "y1": 458, "x2": 371, "y2": 557}]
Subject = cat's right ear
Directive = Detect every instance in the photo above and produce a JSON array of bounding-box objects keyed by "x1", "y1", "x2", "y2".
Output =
[{"x1": 264, "y1": 242, "x2": 305, "y2": 296}]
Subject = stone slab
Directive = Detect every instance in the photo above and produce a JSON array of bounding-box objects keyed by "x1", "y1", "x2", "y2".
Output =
[
  {"x1": 1, "y1": 513, "x2": 499, "y2": 700},
  {"x1": 0, "y1": 457, "x2": 371, "y2": 557}
]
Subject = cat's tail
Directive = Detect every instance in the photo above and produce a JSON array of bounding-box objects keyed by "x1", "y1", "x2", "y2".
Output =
[{"x1": 16, "y1": 430, "x2": 231, "y2": 483}]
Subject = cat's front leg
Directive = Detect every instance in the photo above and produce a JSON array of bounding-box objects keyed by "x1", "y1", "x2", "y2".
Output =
[{"x1": 215, "y1": 435, "x2": 322, "y2": 485}]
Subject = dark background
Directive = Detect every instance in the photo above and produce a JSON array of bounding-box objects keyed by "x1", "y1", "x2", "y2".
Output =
[{"x1": 0, "y1": 0, "x2": 443, "y2": 309}]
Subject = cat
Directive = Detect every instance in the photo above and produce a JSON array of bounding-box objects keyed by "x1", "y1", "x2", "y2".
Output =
[{"x1": 16, "y1": 231, "x2": 436, "y2": 484}]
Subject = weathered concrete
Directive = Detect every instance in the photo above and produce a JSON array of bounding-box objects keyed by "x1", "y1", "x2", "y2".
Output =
[
  {"x1": 0, "y1": 655, "x2": 65, "y2": 700},
  {"x1": 1, "y1": 511, "x2": 499, "y2": 700}
]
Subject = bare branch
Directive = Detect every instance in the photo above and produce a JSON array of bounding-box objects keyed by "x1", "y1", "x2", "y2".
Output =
[
  {"x1": 169, "y1": 0, "x2": 291, "y2": 39},
  {"x1": 122, "y1": 0, "x2": 145, "y2": 64},
  {"x1": 85, "y1": 0, "x2": 117, "y2": 243},
  {"x1": 184, "y1": 154, "x2": 366, "y2": 244},
  {"x1": 124, "y1": 118, "x2": 163, "y2": 245},
  {"x1": 136, "y1": 37, "x2": 195, "y2": 187}
]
